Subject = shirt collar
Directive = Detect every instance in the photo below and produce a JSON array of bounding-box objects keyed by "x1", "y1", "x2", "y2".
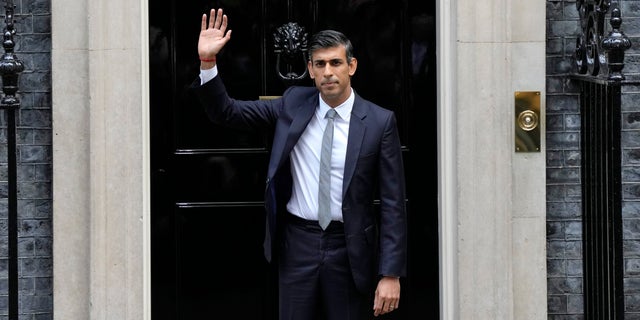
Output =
[{"x1": 318, "y1": 88, "x2": 354, "y2": 121}]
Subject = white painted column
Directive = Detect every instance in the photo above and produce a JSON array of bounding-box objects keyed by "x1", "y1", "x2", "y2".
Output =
[
  {"x1": 510, "y1": 0, "x2": 548, "y2": 318},
  {"x1": 438, "y1": 0, "x2": 547, "y2": 318},
  {"x1": 52, "y1": 0, "x2": 91, "y2": 318},
  {"x1": 52, "y1": 0, "x2": 150, "y2": 319}
]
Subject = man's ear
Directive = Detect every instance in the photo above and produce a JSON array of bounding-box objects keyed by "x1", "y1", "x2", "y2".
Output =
[
  {"x1": 348, "y1": 57, "x2": 358, "y2": 76},
  {"x1": 308, "y1": 61, "x2": 314, "y2": 79}
]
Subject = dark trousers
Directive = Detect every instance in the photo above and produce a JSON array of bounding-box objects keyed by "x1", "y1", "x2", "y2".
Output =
[{"x1": 278, "y1": 214, "x2": 369, "y2": 320}]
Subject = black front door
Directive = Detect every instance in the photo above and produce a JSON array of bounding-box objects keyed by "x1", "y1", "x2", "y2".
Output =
[{"x1": 149, "y1": 1, "x2": 437, "y2": 319}]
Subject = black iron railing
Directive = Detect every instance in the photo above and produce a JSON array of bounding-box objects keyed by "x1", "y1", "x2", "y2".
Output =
[
  {"x1": 573, "y1": 1, "x2": 631, "y2": 319},
  {"x1": 0, "y1": 0, "x2": 23, "y2": 319},
  {"x1": 579, "y1": 79, "x2": 624, "y2": 320}
]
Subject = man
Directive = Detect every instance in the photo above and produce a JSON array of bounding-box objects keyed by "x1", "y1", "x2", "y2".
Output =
[{"x1": 191, "y1": 8, "x2": 407, "y2": 319}]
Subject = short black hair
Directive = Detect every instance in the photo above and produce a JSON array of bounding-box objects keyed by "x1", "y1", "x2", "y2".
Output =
[{"x1": 308, "y1": 30, "x2": 354, "y2": 62}]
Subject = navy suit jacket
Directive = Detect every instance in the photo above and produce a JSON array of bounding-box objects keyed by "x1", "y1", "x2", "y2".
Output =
[{"x1": 191, "y1": 75, "x2": 407, "y2": 294}]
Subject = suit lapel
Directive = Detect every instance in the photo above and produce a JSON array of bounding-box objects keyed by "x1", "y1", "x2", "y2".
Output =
[
  {"x1": 270, "y1": 93, "x2": 318, "y2": 177},
  {"x1": 343, "y1": 95, "x2": 367, "y2": 196},
  {"x1": 286, "y1": 95, "x2": 317, "y2": 151}
]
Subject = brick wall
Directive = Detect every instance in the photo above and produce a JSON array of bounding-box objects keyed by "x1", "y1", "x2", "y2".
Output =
[
  {"x1": 621, "y1": 1, "x2": 640, "y2": 318},
  {"x1": 546, "y1": 0, "x2": 640, "y2": 318},
  {"x1": 546, "y1": 1, "x2": 583, "y2": 316},
  {"x1": 0, "y1": 0, "x2": 52, "y2": 319}
]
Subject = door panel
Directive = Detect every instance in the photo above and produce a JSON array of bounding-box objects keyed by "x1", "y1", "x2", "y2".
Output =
[
  {"x1": 172, "y1": 153, "x2": 268, "y2": 202},
  {"x1": 150, "y1": 0, "x2": 437, "y2": 319},
  {"x1": 176, "y1": 206, "x2": 271, "y2": 318}
]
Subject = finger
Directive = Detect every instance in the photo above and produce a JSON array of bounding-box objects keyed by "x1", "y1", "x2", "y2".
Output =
[
  {"x1": 201, "y1": 13, "x2": 207, "y2": 31},
  {"x1": 208, "y1": 9, "x2": 215, "y2": 29},
  {"x1": 372, "y1": 301, "x2": 382, "y2": 316},
  {"x1": 220, "y1": 14, "x2": 228, "y2": 32},
  {"x1": 377, "y1": 302, "x2": 388, "y2": 314},
  {"x1": 214, "y1": 9, "x2": 224, "y2": 29}
]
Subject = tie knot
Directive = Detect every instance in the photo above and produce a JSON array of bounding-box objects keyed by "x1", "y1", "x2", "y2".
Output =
[{"x1": 326, "y1": 109, "x2": 337, "y2": 120}]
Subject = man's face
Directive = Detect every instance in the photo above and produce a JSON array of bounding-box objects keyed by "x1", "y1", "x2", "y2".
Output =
[{"x1": 308, "y1": 45, "x2": 357, "y2": 107}]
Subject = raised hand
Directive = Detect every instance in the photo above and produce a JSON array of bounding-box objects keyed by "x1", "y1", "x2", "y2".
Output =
[{"x1": 198, "y1": 8, "x2": 232, "y2": 61}]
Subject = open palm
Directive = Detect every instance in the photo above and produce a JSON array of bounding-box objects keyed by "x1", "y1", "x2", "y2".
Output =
[{"x1": 198, "y1": 8, "x2": 231, "y2": 59}]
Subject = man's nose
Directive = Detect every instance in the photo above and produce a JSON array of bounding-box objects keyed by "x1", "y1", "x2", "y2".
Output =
[{"x1": 322, "y1": 65, "x2": 333, "y2": 76}]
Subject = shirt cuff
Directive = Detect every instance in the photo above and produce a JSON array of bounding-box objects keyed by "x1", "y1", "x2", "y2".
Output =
[{"x1": 199, "y1": 65, "x2": 218, "y2": 85}]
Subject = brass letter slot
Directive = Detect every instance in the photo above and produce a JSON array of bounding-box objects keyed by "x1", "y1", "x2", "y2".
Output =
[{"x1": 514, "y1": 91, "x2": 540, "y2": 152}]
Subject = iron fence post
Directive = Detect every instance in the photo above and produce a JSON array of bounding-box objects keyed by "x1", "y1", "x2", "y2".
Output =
[{"x1": 0, "y1": 0, "x2": 24, "y2": 318}]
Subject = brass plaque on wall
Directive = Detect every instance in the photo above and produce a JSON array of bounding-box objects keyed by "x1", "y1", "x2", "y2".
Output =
[{"x1": 514, "y1": 91, "x2": 540, "y2": 152}]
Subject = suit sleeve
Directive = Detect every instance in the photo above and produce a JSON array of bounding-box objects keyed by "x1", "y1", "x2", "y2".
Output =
[
  {"x1": 377, "y1": 112, "x2": 408, "y2": 278},
  {"x1": 189, "y1": 75, "x2": 280, "y2": 130}
]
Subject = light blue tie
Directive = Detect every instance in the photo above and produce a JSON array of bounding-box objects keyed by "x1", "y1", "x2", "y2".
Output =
[{"x1": 318, "y1": 108, "x2": 337, "y2": 230}]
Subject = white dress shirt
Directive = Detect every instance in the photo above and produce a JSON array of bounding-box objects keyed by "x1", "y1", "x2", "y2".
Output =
[{"x1": 286, "y1": 92, "x2": 353, "y2": 222}]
